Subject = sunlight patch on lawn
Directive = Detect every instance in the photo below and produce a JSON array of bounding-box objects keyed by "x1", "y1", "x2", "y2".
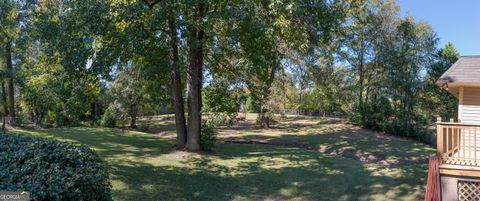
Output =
[
  {"x1": 366, "y1": 165, "x2": 404, "y2": 178},
  {"x1": 9, "y1": 116, "x2": 434, "y2": 201}
]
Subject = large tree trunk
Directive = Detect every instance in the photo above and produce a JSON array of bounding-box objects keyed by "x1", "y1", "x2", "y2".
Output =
[
  {"x1": 168, "y1": 17, "x2": 188, "y2": 149},
  {"x1": 5, "y1": 42, "x2": 14, "y2": 125},
  {"x1": 186, "y1": 34, "x2": 203, "y2": 151},
  {"x1": 259, "y1": 63, "x2": 279, "y2": 128},
  {"x1": 185, "y1": 2, "x2": 206, "y2": 151}
]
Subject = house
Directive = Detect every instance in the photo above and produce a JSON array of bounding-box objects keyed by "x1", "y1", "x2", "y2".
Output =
[{"x1": 426, "y1": 56, "x2": 480, "y2": 201}]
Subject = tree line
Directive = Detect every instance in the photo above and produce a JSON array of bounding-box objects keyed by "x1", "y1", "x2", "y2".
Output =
[{"x1": 0, "y1": 0, "x2": 457, "y2": 150}]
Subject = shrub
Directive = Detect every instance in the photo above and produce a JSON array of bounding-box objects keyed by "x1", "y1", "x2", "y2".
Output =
[
  {"x1": 200, "y1": 124, "x2": 217, "y2": 151},
  {"x1": 101, "y1": 102, "x2": 130, "y2": 128},
  {"x1": 0, "y1": 133, "x2": 112, "y2": 200},
  {"x1": 200, "y1": 113, "x2": 224, "y2": 151},
  {"x1": 349, "y1": 97, "x2": 392, "y2": 130},
  {"x1": 100, "y1": 105, "x2": 117, "y2": 128}
]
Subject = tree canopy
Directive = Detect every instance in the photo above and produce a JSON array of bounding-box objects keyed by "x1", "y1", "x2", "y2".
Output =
[{"x1": 0, "y1": 0, "x2": 460, "y2": 149}]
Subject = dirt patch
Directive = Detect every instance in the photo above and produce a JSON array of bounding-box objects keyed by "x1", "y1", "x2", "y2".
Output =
[
  {"x1": 223, "y1": 139, "x2": 317, "y2": 150},
  {"x1": 222, "y1": 136, "x2": 426, "y2": 166},
  {"x1": 324, "y1": 147, "x2": 386, "y2": 163},
  {"x1": 165, "y1": 149, "x2": 218, "y2": 161},
  {"x1": 165, "y1": 150, "x2": 193, "y2": 161}
]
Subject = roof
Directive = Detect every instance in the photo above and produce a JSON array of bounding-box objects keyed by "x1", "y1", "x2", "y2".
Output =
[{"x1": 437, "y1": 56, "x2": 480, "y2": 86}]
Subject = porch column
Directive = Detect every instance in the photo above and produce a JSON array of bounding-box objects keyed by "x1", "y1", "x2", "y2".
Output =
[{"x1": 459, "y1": 86, "x2": 464, "y2": 122}]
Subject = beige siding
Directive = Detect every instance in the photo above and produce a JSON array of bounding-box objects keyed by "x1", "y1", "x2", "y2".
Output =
[{"x1": 460, "y1": 87, "x2": 480, "y2": 124}]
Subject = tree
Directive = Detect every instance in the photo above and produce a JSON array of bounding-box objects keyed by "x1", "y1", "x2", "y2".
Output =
[
  {"x1": 105, "y1": 0, "x2": 190, "y2": 149},
  {"x1": 0, "y1": 0, "x2": 20, "y2": 124},
  {"x1": 380, "y1": 18, "x2": 437, "y2": 136},
  {"x1": 338, "y1": 1, "x2": 442, "y2": 141},
  {"x1": 4, "y1": 0, "x2": 452, "y2": 146},
  {"x1": 304, "y1": 66, "x2": 353, "y2": 116},
  {"x1": 184, "y1": 0, "x2": 207, "y2": 151},
  {"x1": 421, "y1": 42, "x2": 459, "y2": 120},
  {"x1": 167, "y1": 13, "x2": 188, "y2": 149},
  {"x1": 265, "y1": 70, "x2": 295, "y2": 115},
  {"x1": 137, "y1": 0, "x2": 190, "y2": 149},
  {"x1": 109, "y1": 64, "x2": 146, "y2": 128},
  {"x1": 235, "y1": 0, "x2": 342, "y2": 127},
  {"x1": 18, "y1": 52, "x2": 61, "y2": 127},
  {"x1": 347, "y1": 0, "x2": 400, "y2": 126},
  {"x1": 336, "y1": 0, "x2": 378, "y2": 104},
  {"x1": 16, "y1": 0, "x2": 104, "y2": 127}
]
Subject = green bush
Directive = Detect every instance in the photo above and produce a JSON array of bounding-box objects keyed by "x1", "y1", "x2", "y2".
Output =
[
  {"x1": 349, "y1": 97, "x2": 392, "y2": 130},
  {"x1": 100, "y1": 107, "x2": 117, "y2": 128},
  {"x1": 100, "y1": 104, "x2": 118, "y2": 128},
  {"x1": 101, "y1": 102, "x2": 130, "y2": 128},
  {"x1": 200, "y1": 124, "x2": 217, "y2": 151},
  {"x1": 0, "y1": 133, "x2": 112, "y2": 200}
]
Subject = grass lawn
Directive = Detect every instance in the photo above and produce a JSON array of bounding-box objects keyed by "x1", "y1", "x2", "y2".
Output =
[{"x1": 12, "y1": 114, "x2": 434, "y2": 201}]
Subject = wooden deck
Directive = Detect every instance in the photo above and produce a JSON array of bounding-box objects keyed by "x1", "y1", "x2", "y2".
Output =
[
  {"x1": 427, "y1": 120, "x2": 480, "y2": 200},
  {"x1": 437, "y1": 121, "x2": 480, "y2": 171}
]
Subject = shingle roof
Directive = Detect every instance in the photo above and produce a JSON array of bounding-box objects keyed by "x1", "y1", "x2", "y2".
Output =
[{"x1": 437, "y1": 56, "x2": 480, "y2": 85}]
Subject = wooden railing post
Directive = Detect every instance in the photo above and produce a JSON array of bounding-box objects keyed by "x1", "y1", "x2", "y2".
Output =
[
  {"x1": 425, "y1": 156, "x2": 440, "y2": 201},
  {"x1": 437, "y1": 117, "x2": 444, "y2": 157}
]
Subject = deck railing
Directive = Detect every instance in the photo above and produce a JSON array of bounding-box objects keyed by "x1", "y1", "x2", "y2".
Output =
[{"x1": 437, "y1": 117, "x2": 480, "y2": 166}]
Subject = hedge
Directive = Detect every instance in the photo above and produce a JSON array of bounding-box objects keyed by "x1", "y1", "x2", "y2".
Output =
[{"x1": 0, "y1": 133, "x2": 112, "y2": 200}]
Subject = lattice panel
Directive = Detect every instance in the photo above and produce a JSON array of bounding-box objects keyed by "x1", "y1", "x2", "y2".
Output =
[{"x1": 458, "y1": 180, "x2": 480, "y2": 201}]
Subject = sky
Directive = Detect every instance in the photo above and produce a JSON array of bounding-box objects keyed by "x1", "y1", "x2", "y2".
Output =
[{"x1": 398, "y1": 0, "x2": 480, "y2": 56}]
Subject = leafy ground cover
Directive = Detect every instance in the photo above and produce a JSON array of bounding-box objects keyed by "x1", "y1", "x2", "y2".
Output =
[{"x1": 12, "y1": 114, "x2": 434, "y2": 201}]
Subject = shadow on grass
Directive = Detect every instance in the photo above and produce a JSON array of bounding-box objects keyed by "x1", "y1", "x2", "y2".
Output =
[
  {"x1": 12, "y1": 124, "x2": 430, "y2": 201},
  {"x1": 222, "y1": 122, "x2": 434, "y2": 166},
  {"x1": 135, "y1": 119, "x2": 177, "y2": 134},
  {"x1": 111, "y1": 143, "x2": 424, "y2": 201},
  {"x1": 13, "y1": 127, "x2": 175, "y2": 161}
]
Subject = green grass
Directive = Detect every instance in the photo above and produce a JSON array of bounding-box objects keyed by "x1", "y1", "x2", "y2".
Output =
[{"x1": 12, "y1": 115, "x2": 434, "y2": 201}]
